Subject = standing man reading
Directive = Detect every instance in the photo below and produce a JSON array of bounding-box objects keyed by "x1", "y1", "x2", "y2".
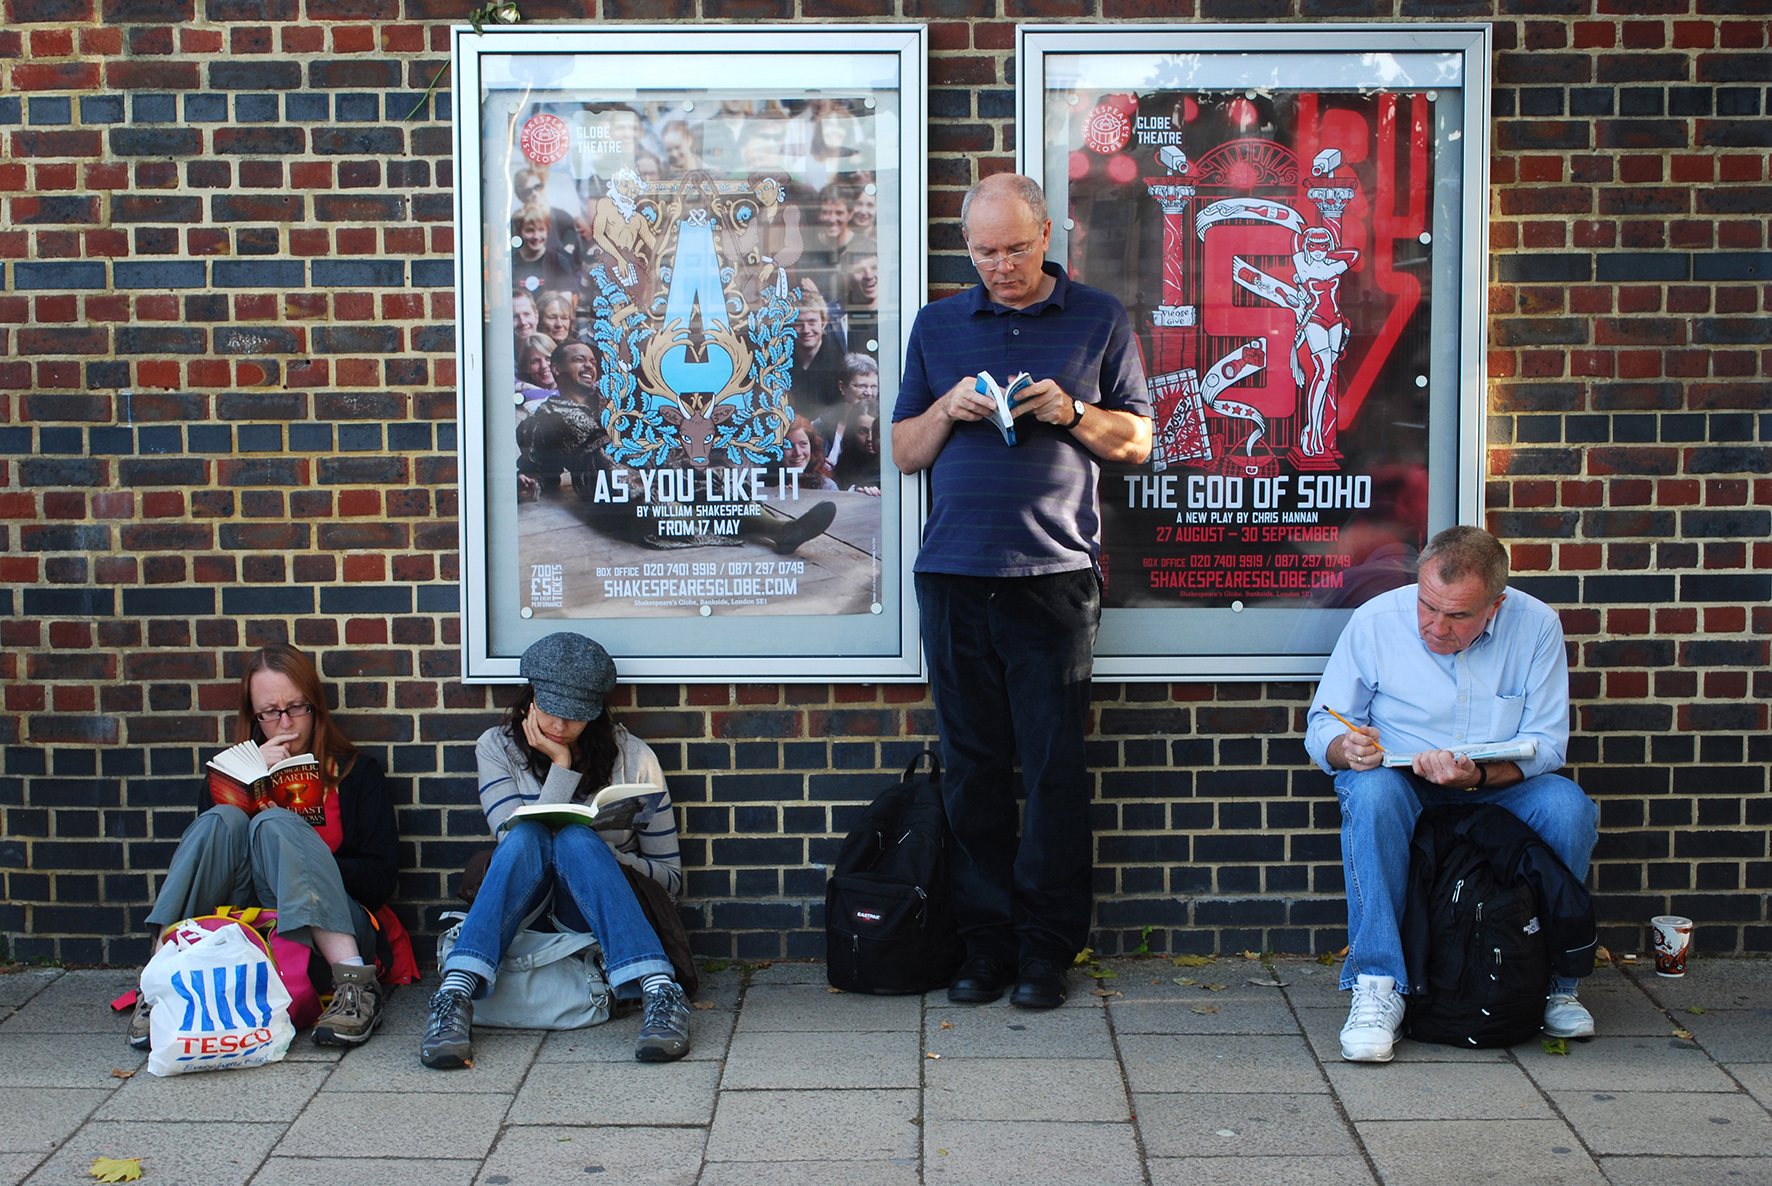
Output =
[
  {"x1": 892, "y1": 173, "x2": 1152, "y2": 1009},
  {"x1": 1305, "y1": 525, "x2": 1599, "y2": 1062}
]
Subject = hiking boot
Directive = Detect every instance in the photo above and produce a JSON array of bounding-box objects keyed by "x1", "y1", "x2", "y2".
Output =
[
  {"x1": 420, "y1": 988, "x2": 474, "y2": 1070},
  {"x1": 312, "y1": 963, "x2": 384, "y2": 1047},
  {"x1": 1542, "y1": 991, "x2": 1595, "y2": 1039},
  {"x1": 635, "y1": 980, "x2": 692, "y2": 1063},
  {"x1": 127, "y1": 993, "x2": 152, "y2": 1052},
  {"x1": 1340, "y1": 973, "x2": 1406, "y2": 1063},
  {"x1": 770, "y1": 500, "x2": 837, "y2": 555}
]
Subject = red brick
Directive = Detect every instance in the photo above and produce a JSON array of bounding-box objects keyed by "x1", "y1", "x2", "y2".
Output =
[
  {"x1": 1609, "y1": 608, "x2": 1652, "y2": 635},
  {"x1": 281, "y1": 25, "x2": 323, "y2": 52},
  {"x1": 1606, "y1": 671, "x2": 1649, "y2": 699}
]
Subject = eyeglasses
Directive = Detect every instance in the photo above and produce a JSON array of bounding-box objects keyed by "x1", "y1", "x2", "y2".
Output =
[
  {"x1": 967, "y1": 243, "x2": 1040, "y2": 272},
  {"x1": 254, "y1": 703, "x2": 314, "y2": 724}
]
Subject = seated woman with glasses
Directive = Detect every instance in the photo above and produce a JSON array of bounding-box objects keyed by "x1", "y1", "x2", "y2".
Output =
[{"x1": 127, "y1": 644, "x2": 400, "y2": 1052}]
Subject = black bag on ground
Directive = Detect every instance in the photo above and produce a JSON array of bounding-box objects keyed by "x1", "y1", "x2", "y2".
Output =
[
  {"x1": 825, "y1": 751, "x2": 963, "y2": 995},
  {"x1": 1402, "y1": 803, "x2": 1594, "y2": 1049}
]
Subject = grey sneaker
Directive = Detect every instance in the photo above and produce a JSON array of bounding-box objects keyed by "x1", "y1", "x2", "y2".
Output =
[
  {"x1": 312, "y1": 963, "x2": 384, "y2": 1047},
  {"x1": 420, "y1": 988, "x2": 474, "y2": 1070},
  {"x1": 635, "y1": 981, "x2": 692, "y2": 1063},
  {"x1": 127, "y1": 993, "x2": 152, "y2": 1052}
]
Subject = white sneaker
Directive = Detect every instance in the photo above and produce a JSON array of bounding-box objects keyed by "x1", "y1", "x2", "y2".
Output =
[
  {"x1": 1542, "y1": 992, "x2": 1595, "y2": 1039},
  {"x1": 1340, "y1": 973, "x2": 1406, "y2": 1062}
]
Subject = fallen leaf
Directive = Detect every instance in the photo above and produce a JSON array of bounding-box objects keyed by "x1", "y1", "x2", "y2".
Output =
[
  {"x1": 556, "y1": 1136, "x2": 571, "y2": 1142},
  {"x1": 939, "y1": 1021, "x2": 953, "y2": 1029},
  {"x1": 1686, "y1": 1006, "x2": 1705, "y2": 1016},
  {"x1": 1541, "y1": 1038, "x2": 1568, "y2": 1056},
  {"x1": 1174, "y1": 977, "x2": 1196, "y2": 987},
  {"x1": 692, "y1": 1002, "x2": 716, "y2": 1011},
  {"x1": 1072, "y1": 948, "x2": 1095, "y2": 966},
  {"x1": 1316, "y1": 952, "x2": 1336, "y2": 966},
  {"x1": 827, "y1": 987, "x2": 843, "y2": 994},
  {"x1": 1150, "y1": 979, "x2": 1160, "y2": 985},
  {"x1": 1594, "y1": 946, "x2": 1611, "y2": 962},
  {"x1": 1205, "y1": 983, "x2": 1227, "y2": 992},
  {"x1": 1241, "y1": 950, "x2": 1261, "y2": 960},
  {"x1": 1246, "y1": 978, "x2": 1289, "y2": 988},
  {"x1": 1173, "y1": 955, "x2": 1214, "y2": 967},
  {"x1": 90, "y1": 1158, "x2": 141, "y2": 1183},
  {"x1": 1191, "y1": 1004, "x2": 1219, "y2": 1014},
  {"x1": 462, "y1": 1059, "x2": 474, "y2": 1068},
  {"x1": 1090, "y1": 988, "x2": 1123, "y2": 999},
  {"x1": 1672, "y1": 1029, "x2": 1693, "y2": 1040},
  {"x1": 704, "y1": 960, "x2": 729, "y2": 973},
  {"x1": 937, "y1": 1149, "x2": 948, "y2": 1156},
  {"x1": 109, "y1": 1068, "x2": 136, "y2": 1080},
  {"x1": 1083, "y1": 967, "x2": 1118, "y2": 980}
]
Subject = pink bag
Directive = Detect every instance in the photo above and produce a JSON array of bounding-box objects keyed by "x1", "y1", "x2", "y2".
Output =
[{"x1": 164, "y1": 908, "x2": 323, "y2": 1029}]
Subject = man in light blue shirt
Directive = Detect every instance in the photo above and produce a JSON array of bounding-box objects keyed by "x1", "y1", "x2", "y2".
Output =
[{"x1": 1305, "y1": 526, "x2": 1598, "y2": 1063}]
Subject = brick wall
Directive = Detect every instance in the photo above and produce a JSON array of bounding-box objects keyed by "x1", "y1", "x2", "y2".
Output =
[{"x1": 1, "y1": 0, "x2": 1767, "y2": 966}]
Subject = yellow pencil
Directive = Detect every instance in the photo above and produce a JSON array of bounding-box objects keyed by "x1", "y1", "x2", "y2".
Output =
[{"x1": 1324, "y1": 706, "x2": 1384, "y2": 752}]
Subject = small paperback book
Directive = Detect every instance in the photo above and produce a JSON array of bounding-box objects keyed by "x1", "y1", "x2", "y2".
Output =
[
  {"x1": 975, "y1": 370, "x2": 1034, "y2": 446},
  {"x1": 497, "y1": 783, "x2": 667, "y2": 835},
  {"x1": 206, "y1": 740, "x2": 325, "y2": 824}
]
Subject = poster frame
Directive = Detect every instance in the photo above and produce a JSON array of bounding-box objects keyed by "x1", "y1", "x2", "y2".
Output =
[
  {"x1": 1017, "y1": 23, "x2": 1492, "y2": 681},
  {"x1": 454, "y1": 24, "x2": 929, "y2": 683}
]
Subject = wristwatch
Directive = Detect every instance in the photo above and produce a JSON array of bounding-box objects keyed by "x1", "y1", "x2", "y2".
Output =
[{"x1": 1064, "y1": 398, "x2": 1087, "y2": 429}]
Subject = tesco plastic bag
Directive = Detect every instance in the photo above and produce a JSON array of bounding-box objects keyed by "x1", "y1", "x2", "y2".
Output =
[{"x1": 141, "y1": 917, "x2": 295, "y2": 1076}]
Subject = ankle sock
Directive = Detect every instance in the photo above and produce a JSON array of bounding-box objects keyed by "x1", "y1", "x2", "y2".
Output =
[
  {"x1": 439, "y1": 969, "x2": 483, "y2": 998},
  {"x1": 335, "y1": 955, "x2": 366, "y2": 967},
  {"x1": 640, "y1": 973, "x2": 674, "y2": 995}
]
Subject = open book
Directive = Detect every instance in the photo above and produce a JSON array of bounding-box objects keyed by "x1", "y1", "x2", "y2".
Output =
[
  {"x1": 975, "y1": 370, "x2": 1034, "y2": 446},
  {"x1": 497, "y1": 782, "x2": 667, "y2": 835},
  {"x1": 206, "y1": 740, "x2": 325, "y2": 824},
  {"x1": 1383, "y1": 738, "x2": 1538, "y2": 768}
]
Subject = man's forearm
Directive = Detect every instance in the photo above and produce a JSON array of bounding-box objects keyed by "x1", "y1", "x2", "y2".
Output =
[
  {"x1": 890, "y1": 404, "x2": 954, "y2": 474},
  {"x1": 1071, "y1": 407, "x2": 1152, "y2": 464}
]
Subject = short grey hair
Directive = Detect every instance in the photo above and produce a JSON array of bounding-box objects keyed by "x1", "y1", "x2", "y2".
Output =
[
  {"x1": 960, "y1": 173, "x2": 1048, "y2": 236},
  {"x1": 1419, "y1": 525, "x2": 1509, "y2": 600}
]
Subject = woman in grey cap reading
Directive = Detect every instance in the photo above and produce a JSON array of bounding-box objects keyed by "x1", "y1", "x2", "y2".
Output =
[{"x1": 421, "y1": 632, "x2": 690, "y2": 1068}]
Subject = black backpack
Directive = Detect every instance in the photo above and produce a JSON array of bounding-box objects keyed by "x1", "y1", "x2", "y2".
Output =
[
  {"x1": 825, "y1": 752, "x2": 963, "y2": 995},
  {"x1": 1402, "y1": 804, "x2": 1553, "y2": 1048}
]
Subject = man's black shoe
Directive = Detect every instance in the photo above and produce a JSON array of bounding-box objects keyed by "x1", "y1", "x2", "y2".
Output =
[
  {"x1": 771, "y1": 500, "x2": 837, "y2": 555},
  {"x1": 1009, "y1": 958, "x2": 1068, "y2": 1010},
  {"x1": 946, "y1": 956, "x2": 1014, "y2": 1004}
]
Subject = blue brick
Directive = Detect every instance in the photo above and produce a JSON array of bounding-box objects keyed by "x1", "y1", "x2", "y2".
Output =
[
  {"x1": 39, "y1": 427, "x2": 83, "y2": 454},
  {"x1": 0, "y1": 427, "x2": 31, "y2": 454},
  {"x1": 14, "y1": 262, "x2": 106, "y2": 290},
  {"x1": 319, "y1": 585, "x2": 413, "y2": 614},
  {"x1": 1596, "y1": 252, "x2": 1689, "y2": 283},
  {"x1": 237, "y1": 425, "x2": 282, "y2": 452},
  {"x1": 1496, "y1": 253, "x2": 1592, "y2": 283},
  {"x1": 81, "y1": 95, "x2": 125, "y2": 124},
  {"x1": 387, "y1": 423, "x2": 430, "y2": 451},
  {"x1": 113, "y1": 261, "x2": 206, "y2": 289},
  {"x1": 123, "y1": 588, "x2": 217, "y2": 616},
  {"x1": 386, "y1": 92, "x2": 428, "y2": 119},
  {"x1": 29, "y1": 96, "x2": 72, "y2": 125},
  {"x1": 336, "y1": 93, "x2": 380, "y2": 121},
  {"x1": 288, "y1": 424, "x2": 333, "y2": 451},
  {"x1": 410, "y1": 260, "x2": 455, "y2": 288},
  {"x1": 1509, "y1": 576, "x2": 1579, "y2": 603},
  {"x1": 88, "y1": 361, "x2": 128, "y2": 389},
  {"x1": 132, "y1": 94, "x2": 177, "y2": 123},
  {"x1": 236, "y1": 94, "x2": 279, "y2": 123},
  {"x1": 417, "y1": 584, "x2": 460, "y2": 612},
  {"x1": 434, "y1": 93, "x2": 451, "y2": 121},
  {"x1": 187, "y1": 426, "x2": 233, "y2": 453},
  {"x1": 184, "y1": 94, "x2": 228, "y2": 122},
  {"x1": 0, "y1": 97, "x2": 19, "y2": 125},
  {"x1": 437, "y1": 424, "x2": 457, "y2": 451},
  {"x1": 23, "y1": 588, "x2": 115, "y2": 616},
  {"x1": 1693, "y1": 253, "x2": 1772, "y2": 282},
  {"x1": 89, "y1": 428, "x2": 134, "y2": 454},
  {"x1": 0, "y1": 589, "x2": 11, "y2": 615},
  {"x1": 286, "y1": 93, "x2": 330, "y2": 121},
  {"x1": 929, "y1": 90, "x2": 970, "y2": 118},
  {"x1": 221, "y1": 587, "x2": 315, "y2": 615},
  {"x1": 312, "y1": 260, "x2": 403, "y2": 287},
  {"x1": 213, "y1": 260, "x2": 304, "y2": 288},
  {"x1": 137, "y1": 426, "x2": 182, "y2": 454},
  {"x1": 338, "y1": 424, "x2": 381, "y2": 451}
]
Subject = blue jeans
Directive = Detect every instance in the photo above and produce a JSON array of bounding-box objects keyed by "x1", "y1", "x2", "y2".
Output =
[
  {"x1": 1335, "y1": 766, "x2": 1598, "y2": 995},
  {"x1": 442, "y1": 821, "x2": 673, "y2": 994},
  {"x1": 916, "y1": 568, "x2": 1101, "y2": 965}
]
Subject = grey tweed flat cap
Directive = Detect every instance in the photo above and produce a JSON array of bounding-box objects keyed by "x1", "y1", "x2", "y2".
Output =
[{"x1": 520, "y1": 632, "x2": 617, "y2": 721}]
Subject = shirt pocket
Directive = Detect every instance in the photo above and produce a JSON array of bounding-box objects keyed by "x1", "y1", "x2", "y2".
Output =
[{"x1": 1491, "y1": 691, "x2": 1527, "y2": 740}]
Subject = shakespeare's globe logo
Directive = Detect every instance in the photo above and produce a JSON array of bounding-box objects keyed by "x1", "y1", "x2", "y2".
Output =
[
  {"x1": 1083, "y1": 103, "x2": 1131, "y2": 155},
  {"x1": 520, "y1": 114, "x2": 570, "y2": 165}
]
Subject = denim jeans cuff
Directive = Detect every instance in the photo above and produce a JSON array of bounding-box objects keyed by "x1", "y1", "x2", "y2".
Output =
[
  {"x1": 605, "y1": 955, "x2": 674, "y2": 990},
  {"x1": 441, "y1": 951, "x2": 500, "y2": 996}
]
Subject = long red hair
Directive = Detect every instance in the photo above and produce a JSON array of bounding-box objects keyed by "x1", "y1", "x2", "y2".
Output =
[{"x1": 235, "y1": 644, "x2": 357, "y2": 786}]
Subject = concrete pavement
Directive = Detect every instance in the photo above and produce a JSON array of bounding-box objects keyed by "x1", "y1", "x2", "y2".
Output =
[{"x1": 2, "y1": 955, "x2": 1770, "y2": 1185}]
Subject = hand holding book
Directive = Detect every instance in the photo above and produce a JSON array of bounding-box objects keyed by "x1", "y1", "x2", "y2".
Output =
[{"x1": 496, "y1": 783, "x2": 667, "y2": 836}]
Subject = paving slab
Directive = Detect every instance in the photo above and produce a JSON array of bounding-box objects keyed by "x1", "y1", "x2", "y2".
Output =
[
  {"x1": 1626, "y1": 960, "x2": 1772, "y2": 1011},
  {"x1": 0, "y1": 970, "x2": 64, "y2": 1012},
  {"x1": 533, "y1": 1008, "x2": 734, "y2": 1063},
  {"x1": 923, "y1": 1005, "x2": 1114, "y2": 1059},
  {"x1": 2, "y1": 971, "x2": 143, "y2": 1035},
  {"x1": 1326, "y1": 1060, "x2": 1551, "y2": 1120},
  {"x1": 1518, "y1": 1033, "x2": 1737, "y2": 1092},
  {"x1": 1598, "y1": 1155, "x2": 1772, "y2": 1186},
  {"x1": 923, "y1": 1057, "x2": 1128, "y2": 1121},
  {"x1": 476, "y1": 1125, "x2": 705, "y2": 1186},
  {"x1": 1093, "y1": 957, "x2": 1276, "y2": 1000},
  {"x1": 705, "y1": 1089, "x2": 919, "y2": 1162},
  {"x1": 688, "y1": 967, "x2": 744, "y2": 1011},
  {"x1": 1108, "y1": 995, "x2": 1300, "y2": 1035},
  {"x1": 96, "y1": 1063, "x2": 330, "y2": 1122},
  {"x1": 276, "y1": 1040, "x2": 345, "y2": 1065},
  {"x1": 744, "y1": 961, "x2": 829, "y2": 986},
  {"x1": 1358, "y1": 1119, "x2": 1605, "y2": 1186},
  {"x1": 699, "y1": 1159, "x2": 919, "y2": 1186},
  {"x1": 0, "y1": 1031, "x2": 144, "y2": 1088},
  {"x1": 924, "y1": 983, "x2": 1104, "y2": 1012},
  {"x1": 1273, "y1": 959, "x2": 1346, "y2": 1005},
  {"x1": 721, "y1": 1028, "x2": 919, "y2": 1090},
  {"x1": 734, "y1": 984, "x2": 919, "y2": 1033},
  {"x1": 1550, "y1": 1090, "x2": 1772, "y2": 1156},
  {"x1": 923, "y1": 1120, "x2": 1143, "y2": 1186},
  {"x1": 368, "y1": 984, "x2": 436, "y2": 1035},
  {"x1": 1730, "y1": 1063, "x2": 1772, "y2": 1109},
  {"x1": 21, "y1": 1119, "x2": 285, "y2": 1186},
  {"x1": 250, "y1": 1158, "x2": 480, "y2": 1186},
  {"x1": 323, "y1": 1028, "x2": 542, "y2": 1093},
  {"x1": 1149, "y1": 1154, "x2": 1378, "y2": 1186},
  {"x1": 1296, "y1": 1006, "x2": 1511, "y2": 1064},
  {"x1": 275, "y1": 1091, "x2": 512, "y2": 1160},
  {"x1": 0, "y1": 1154, "x2": 47, "y2": 1186},
  {"x1": 508, "y1": 1060, "x2": 722, "y2": 1126},
  {"x1": 1133, "y1": 1091, "x2": 1359, "y2": 1158},
  {"x1": 1574, "y1": 969, "x2": 1683, "y2": 1035},
  {"x1": 0, "y1": 1090, "x2": 112, "y2": 1155},
  {"x1": 1676, "y1": 1009, "x2": 1772, "y2": 1063},
  {"x1": 1118, "y1": 1033, "x2": 1325, "y2": 1095}
]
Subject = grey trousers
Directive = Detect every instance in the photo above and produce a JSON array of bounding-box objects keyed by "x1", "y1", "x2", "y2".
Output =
[{"x1": 146, "y1": 805, "x2": 375, "y2": 960}]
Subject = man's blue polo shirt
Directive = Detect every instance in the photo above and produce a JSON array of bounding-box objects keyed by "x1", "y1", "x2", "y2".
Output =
[{"x1": 893, "y1": 262, "x2": 1151, "y2": 578}]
